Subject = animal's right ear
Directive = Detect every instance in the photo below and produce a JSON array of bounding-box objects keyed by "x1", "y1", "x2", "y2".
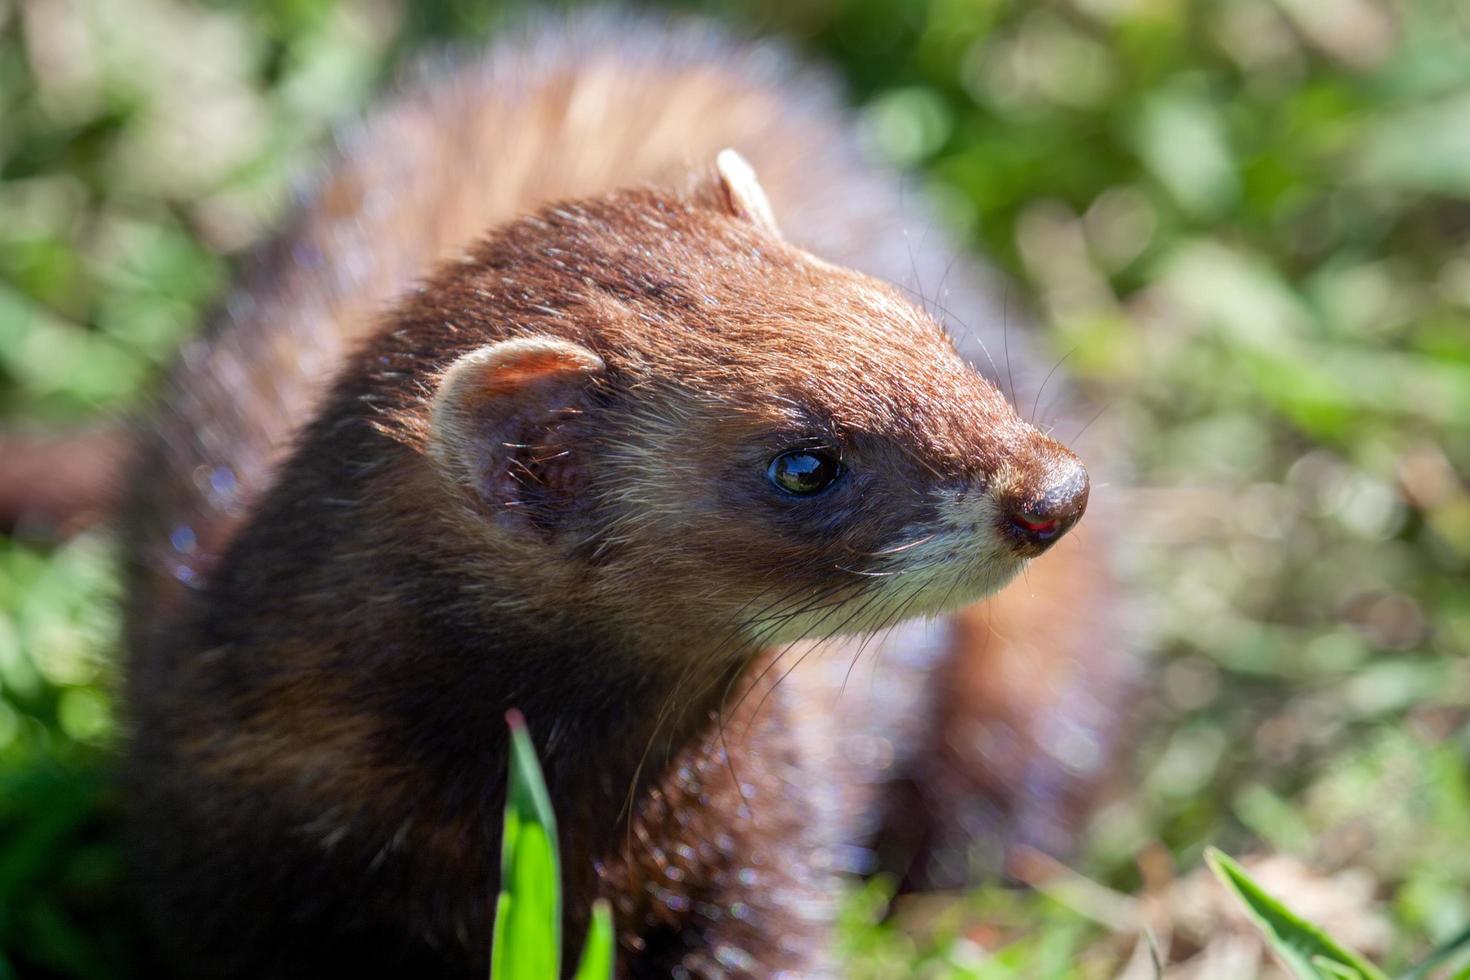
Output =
[
  {"x1": 704, "y1": 148, "x2": 782, "y2": 239},
  {"x1": 428, "y1": 336, "x2": 605, "y2": 533}
]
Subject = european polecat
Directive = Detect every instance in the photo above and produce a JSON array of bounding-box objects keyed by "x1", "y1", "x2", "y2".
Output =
[{"x1": 118, "y1": 17, "x2": 1125, "y2": 978}]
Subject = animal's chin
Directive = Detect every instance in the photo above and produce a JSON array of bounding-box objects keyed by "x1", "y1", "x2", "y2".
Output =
[
  {"x1": 898, "y1": 552, "x2": 1028, "y2": 621},
  {"x1": 746, "y1": 552, "x2": 1027, "y2": 646}
]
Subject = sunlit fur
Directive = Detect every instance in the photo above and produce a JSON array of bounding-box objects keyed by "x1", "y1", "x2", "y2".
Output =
[
  {"x1": 394, "y1": 178, "x2": 1081, "y2": 671},
  {"x1": 119, "y1": 18, "x2": 1106, "y2": 980},
  {"x1": 125, "y1": 171, "x2": 1083, "y2": 977}
]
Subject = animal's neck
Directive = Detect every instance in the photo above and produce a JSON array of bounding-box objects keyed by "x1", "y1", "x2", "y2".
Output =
[
  {"x1": 206, "y1": 445, "x2": 753, "y2": 826},
  {"x1": 334, "y1": 556, "x2": 761, "y2": 952},
  {"x1": 174, "y1": 419, "x2": 814, "y2": 968},
  {"x1": 419, "y1": 599, "x2": 754, "y2": 835},
  {"x1": 187, "y1": 415, "x2": 781, "y2": 936}
]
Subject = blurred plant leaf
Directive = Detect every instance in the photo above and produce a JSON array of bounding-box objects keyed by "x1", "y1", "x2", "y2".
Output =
[
  {"x1": 1133, "y1": 90, "x2": 1238, "y2": 219},
  {"x1": 1206, "y1": 848, "x2": 1388, "y2": 980},
  {"x1": 1358, "y1": 94, "x2": 1470, "y2": 197},
  {"x1": 1311, "y1": 957, "x2": 1364, "y2": 980},
  {"x1": 1401, "y1": 920, "x2": 1470, "y2": 980}
]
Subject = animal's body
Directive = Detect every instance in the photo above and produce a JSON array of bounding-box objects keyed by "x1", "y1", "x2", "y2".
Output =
[{"x1": 120, "y1": 17, "x2": 1130, "y2": 978}]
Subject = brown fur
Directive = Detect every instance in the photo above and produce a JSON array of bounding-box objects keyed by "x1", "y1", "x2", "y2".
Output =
[{"x1": 119, "y1": 16, "x2": 1132, "y2": 978}]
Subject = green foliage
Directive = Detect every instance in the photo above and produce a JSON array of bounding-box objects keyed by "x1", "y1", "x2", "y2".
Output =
[
  {"x1": 571, "y1": 902, "x2": 615, "y2": 980},
  {"x1": 837, "y1": 877, "x2": 1104, "y2": 979},
  {"x1": 1403, "y1": 922, "x2": 1470, "y2": 980},
  {"x1": 1208, "y1": 848, "x2": 1470, "y2": 980},
  {"x1": 0, "y1": 756, "x2": 142, "y2": 980},
  {"x1": 493, "y1": 711, "x2": 613, "y2": 980},
  {"x1": 1207, "y1": 847, "x2": 1388, "y2": 980},
  {"x1": 493, "y1": 711, "x2": 562, "y2": 980}
]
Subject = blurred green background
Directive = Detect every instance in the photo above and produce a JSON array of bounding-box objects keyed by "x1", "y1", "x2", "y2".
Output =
[{"x1": 1, "y1": 0, "x2": 1468, "y2": 976}]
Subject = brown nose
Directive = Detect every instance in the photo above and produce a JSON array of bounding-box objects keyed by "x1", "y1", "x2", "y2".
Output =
[{"x1": 1003, "y1": 455, "x2": 1089, "y2": 554}]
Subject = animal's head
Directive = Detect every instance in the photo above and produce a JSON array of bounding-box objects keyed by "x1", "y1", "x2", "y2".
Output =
[{"x1": 403, "y1": 152, "x2": 1086, "y2": 656}]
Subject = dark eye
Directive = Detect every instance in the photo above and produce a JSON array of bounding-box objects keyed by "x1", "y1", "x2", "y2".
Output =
[{"x1": 767, "y1": 450, "x2": 841, "y2": 496}]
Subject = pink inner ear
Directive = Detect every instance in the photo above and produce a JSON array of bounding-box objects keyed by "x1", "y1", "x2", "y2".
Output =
[
  {"x1": 430, "y1": 338, "x2": 605, "y2": 532},
  {"x1": 458, "y1": 348, "x2": 601, "y2": 413}
]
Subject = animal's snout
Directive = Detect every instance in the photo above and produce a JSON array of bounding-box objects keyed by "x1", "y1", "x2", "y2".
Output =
[{"x1": 1000, "y1": 452, "x2": 1088, "y2": 554}]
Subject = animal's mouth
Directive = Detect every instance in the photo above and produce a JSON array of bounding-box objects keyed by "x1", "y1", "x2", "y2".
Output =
[
  {"x1": 1011, "y1": 513, "x2": 1060, "y2": 537},
  {"x1": 742, "y1": 547, "x2": 1024, "y2": 645},
  {"x1": 742, "y1": 505, "x2": 1050, "y2": 645}
]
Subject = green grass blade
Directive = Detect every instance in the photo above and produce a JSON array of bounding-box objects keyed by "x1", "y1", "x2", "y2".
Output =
[
  {"x1": 1311, "y1": 957, "x2": 1364, "y2": 980},
  {"x1": 1204, "y1": 848, "x2": 1387, "y2": 980},
  {"x1": 571, "y1": 899, "x2": 615, "y2": 980},
  {"x1": 1401, "y1": 920, "x2": 1470, "y2": 980},
  {"x1": 490, "y1": 710, "x2": 562, "y2": 980}
]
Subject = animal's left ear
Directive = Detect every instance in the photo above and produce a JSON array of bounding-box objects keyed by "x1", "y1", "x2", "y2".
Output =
[
  {"x1": 706, "y1": 148, "x2": 782, "y2": 239},
  {"x1": 427, "y1": 336, "x2": 605, "y2": 536}
]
